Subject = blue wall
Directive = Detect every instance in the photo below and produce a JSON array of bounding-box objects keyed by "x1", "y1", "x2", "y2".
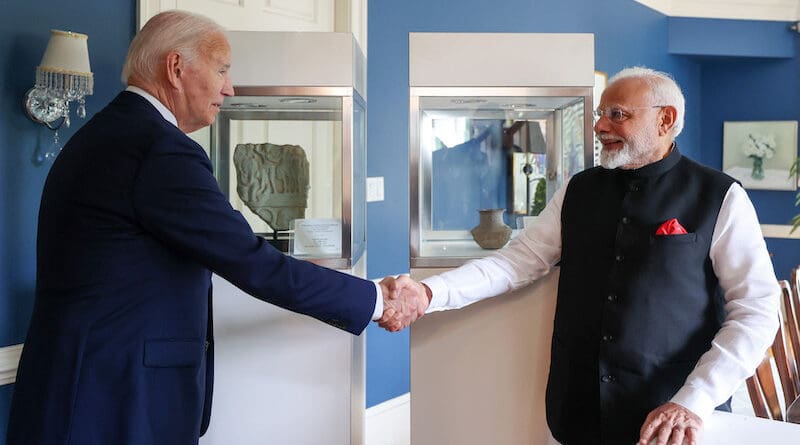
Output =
[
  {"x1": 697, "y1": 48, "x2": 800, "y2": 280},
  {"x1": 669, "y1": 18, "x2": 794, "y2": 58},
  {"x1": 0, "y1": 0, "x2": 135, "y2": 440}
]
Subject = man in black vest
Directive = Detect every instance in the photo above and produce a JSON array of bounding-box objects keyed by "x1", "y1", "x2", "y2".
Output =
[{"x1": 380, "y1": 67, "x2": 780, "y2": 444}]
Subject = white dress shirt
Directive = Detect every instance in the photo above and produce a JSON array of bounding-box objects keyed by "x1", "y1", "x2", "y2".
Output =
[
  {"x1": 423, "y1": 179, "x2": 779, "y2": 422},
  {"x1": 125, "y1": 86, "x2": 384, "y2": 320}
]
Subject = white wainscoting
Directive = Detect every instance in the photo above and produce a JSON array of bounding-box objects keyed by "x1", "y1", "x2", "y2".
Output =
[
  {"x1": 762, "y1": 224, "x2": 800, "y2": 240},
  {"x1": 365, "y1": 393, "x2": 410, "y2": 445},
  {"x1": 0, "y1": 344, "x2": 23, "y2": 386}
]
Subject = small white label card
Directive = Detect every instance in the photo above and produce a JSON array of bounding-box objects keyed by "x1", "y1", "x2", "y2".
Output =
[{"x1": 291, "y1": 218, "x2": 342, "y2": 257}]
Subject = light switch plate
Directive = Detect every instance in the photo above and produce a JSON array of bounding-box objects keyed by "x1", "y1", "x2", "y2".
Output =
[{"x1": 367, "y1": 176, "x2": 384, "y2": 202}]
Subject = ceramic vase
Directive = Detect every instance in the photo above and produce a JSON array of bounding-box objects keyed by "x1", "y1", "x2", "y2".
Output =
[
  {"x1": 470, "y1": 208, "x2": 512, "y2": 249},
  {"x1": 750, "y1": 156, "x2": 765, "y2": 180}
]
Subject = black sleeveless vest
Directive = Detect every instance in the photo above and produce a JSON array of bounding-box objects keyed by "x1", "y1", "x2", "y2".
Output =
[{"x1": 545, "y1": 147, "x2": 735, "y2": 444}]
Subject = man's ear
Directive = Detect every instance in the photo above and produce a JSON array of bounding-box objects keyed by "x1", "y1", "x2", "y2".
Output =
[
  {"x1": 165, "y1": 51, "x2": 183, "y2": 90},
  {"x1": 658, "y1": 106, "x2": 677, "y2": 136}
]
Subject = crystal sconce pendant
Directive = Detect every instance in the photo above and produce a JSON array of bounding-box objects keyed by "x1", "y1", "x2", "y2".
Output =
[{"x1": 25, "y1": 29, "x2": 93, "y2": 162}]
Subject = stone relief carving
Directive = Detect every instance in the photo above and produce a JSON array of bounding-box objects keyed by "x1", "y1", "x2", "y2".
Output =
[{"x1": 233, "y1": 142, "x2": 310, "y2": 232}]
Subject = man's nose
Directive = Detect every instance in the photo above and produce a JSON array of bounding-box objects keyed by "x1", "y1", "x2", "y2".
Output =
[
  {"x1": 222, "y1": 77, "x2": 234, "y2": 97},
  {"x1": 594, "y1": 115, "x2": 610, "y2": 134}
]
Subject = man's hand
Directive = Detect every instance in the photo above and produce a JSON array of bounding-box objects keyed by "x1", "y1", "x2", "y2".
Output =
[
  {"x1": 638, "y1": 402, "x2": 702, "y2": 445},
  {"x1": 376, "y1": 275, "x2": 430, "y2": 332}
]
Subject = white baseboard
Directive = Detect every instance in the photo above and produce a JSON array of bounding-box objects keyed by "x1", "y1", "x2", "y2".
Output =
[
  {"x1": 0, "y1": 344, "x2": 23, "y2": 386},
  {"x1": 761, "y1": 224, "x2": 800, "y2": 240},
  {"x1": 365, "y1": 393, "x2": 410, "y2": 445}
]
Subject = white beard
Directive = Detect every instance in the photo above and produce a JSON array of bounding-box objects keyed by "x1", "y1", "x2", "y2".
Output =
[{"x1": 598, "y1": 127, "x2": 660, "y2": 170}]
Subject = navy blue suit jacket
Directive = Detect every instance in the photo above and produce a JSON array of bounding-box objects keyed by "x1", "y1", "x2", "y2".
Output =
[{"x1": 7, "y1": 92, "x2": 376, "y2": 445}]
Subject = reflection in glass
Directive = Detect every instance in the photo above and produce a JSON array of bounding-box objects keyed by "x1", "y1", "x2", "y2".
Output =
[
  {"x1": 411, "y1": 90, "x2": 592, "y2": 264},
  {"x1": 561, "y1": 100, "x2": 585, "y2": 181},
  {"x1": 428, "y1": 119, "x2": 506, "y2": 230}
]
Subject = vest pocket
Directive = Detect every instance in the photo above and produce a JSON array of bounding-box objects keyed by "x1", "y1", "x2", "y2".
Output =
[
  {"x1": 143, "y1": 338, "x2": 204, "y2": 368},
  {"x1": 648, "y1": 233, "x2": 697, "y2": 245}
]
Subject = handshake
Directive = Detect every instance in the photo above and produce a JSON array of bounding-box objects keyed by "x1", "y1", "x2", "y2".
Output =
[{"x1": 376, "y1": 275, "x2": 431, "y2": 332}]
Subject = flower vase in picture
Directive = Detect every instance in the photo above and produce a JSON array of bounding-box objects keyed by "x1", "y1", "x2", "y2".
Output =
[
  {"x1": 471, "y1": 208, "x2": 512, "y2": 249},
  {"x1": 742, "y1": 132, "x2": 775, "y2": 181},
  {"x1": 750, "y1": 156, "x2": 764, "y2": 180}
]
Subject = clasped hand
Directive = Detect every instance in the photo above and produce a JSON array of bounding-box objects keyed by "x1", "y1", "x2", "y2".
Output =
[{"x1": 377, "y1": 275, "x2": 430, "y2": 332}]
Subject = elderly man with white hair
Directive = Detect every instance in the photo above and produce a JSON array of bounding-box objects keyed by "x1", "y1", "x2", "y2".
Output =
[
  {"x1": 380, "y1": 67, "x2": 780, "y2": 445},
  {"x1": 8, "y1": 10, "x2": 419, "y2": 445}
]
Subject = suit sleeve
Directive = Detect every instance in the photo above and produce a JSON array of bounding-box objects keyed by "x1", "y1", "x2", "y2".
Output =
[{"x1": 130, "y1": 135, "x2": 376, "y2": 335}]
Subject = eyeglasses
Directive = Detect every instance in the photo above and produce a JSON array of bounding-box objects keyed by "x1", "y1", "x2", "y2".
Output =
[{"x1": 593, "y1": 105, "x2": 666, "y2": 124}]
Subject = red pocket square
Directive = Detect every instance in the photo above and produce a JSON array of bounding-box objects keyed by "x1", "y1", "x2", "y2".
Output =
[{"x1": 655, "y1": 218, "x2": 688, "y2": 235}]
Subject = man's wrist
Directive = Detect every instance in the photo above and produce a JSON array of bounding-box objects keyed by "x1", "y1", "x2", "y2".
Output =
[
  {"x1": 670, "y1": 387, "x2": 713, "y2": 423},
  {"x1": 422, "y1": 283, "x2": 433, "y2": 303}
]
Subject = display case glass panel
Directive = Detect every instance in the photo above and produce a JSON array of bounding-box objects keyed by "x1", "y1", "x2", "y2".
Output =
[
  {"x1": 210, "y1": 87, "x2": 364, "y2": 268},
  {"x1": 410, "y1": 87, "x2": 593, "y2": 267},
  {"x1": 351, "y1": 95, "x2": 367, "y2": 263}
]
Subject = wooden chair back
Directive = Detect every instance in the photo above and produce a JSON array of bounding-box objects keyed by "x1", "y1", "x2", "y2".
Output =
[
  {"x1": 746, "y1": 280, "x2": 800, "y2": 422},
  {"x1": 780, "y1": 279, "x2": 800, "y2": 397},
  {"x1": 746, "y1": 357, "x2": 782, "y2": 420},
  {"x1": 790, "y1": 266, "x2": 800, "y2": 370}
]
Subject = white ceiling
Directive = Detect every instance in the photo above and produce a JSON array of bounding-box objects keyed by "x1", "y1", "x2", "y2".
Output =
[{"x1": 634, "y1": 0, "x2": 799, "y2": 21}]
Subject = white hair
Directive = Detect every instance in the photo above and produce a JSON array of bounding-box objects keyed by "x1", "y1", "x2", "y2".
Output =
[
  {"x1": 607, "y1": 66, "x2": 686, "y2": 138},
  {"x1": 121, "y1": 10, "x2": 225, "y2": 84}
]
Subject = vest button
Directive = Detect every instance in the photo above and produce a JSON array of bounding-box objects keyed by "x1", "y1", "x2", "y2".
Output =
[
  {"x1": 621, "y1": 216, "x2": 630, "y2": 224},
  {"x1": 602, "y1": 334, "x2": 614, "y2": 342},
  {"x1": 601, "y1": 374, "x2": 615, "y2": 383},
  {"x1": 607, "y1": 293, "x2": 618, "y2": 302},
  {"x1": 615, "y1": 254, "x2": 624, "y2": 262},
  {"x1": 628, "y1": 183, "x2": 639, "y2": 192}
]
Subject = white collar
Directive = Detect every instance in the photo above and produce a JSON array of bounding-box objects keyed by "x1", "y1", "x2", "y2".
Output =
[{"x1": 125, "y1": 85, "x2": 179, "y2": 129}]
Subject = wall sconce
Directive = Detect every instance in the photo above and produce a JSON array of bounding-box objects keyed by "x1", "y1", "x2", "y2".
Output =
[{"x1": 24, "y1": 29, "x2": 93, "y2": 160}]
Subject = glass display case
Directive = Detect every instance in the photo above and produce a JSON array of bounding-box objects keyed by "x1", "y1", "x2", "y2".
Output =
[
  {"x1": 208, "y1": 86, "x2": 366, "y2": 269},
  {"x1": 410, "y1": 87, "x2": 594, "y2": 267}
]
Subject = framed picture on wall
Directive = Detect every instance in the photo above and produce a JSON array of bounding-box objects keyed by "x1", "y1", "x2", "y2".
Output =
[{"x1": 722, "y1": 120, "x2": 798, "y2": 191}]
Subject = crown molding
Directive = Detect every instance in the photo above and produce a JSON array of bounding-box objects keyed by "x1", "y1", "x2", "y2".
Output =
[
  {"x1": 635, "y1": 0, "x2": 671, "y2": 15},
  {"x1": 635, "y1": 0, "x2": 799, "y2": 21}
]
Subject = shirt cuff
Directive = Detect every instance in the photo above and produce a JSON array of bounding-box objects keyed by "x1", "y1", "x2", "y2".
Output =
[
  {"x1": 421, "y1": 275, "x2": 449, "y2": 313},
  {"x1": 670, "y1": 386, "x2": 717, "y2": 423},
  {"x1": 371, "y1": 280, "x2": 384, "y2": 320}
]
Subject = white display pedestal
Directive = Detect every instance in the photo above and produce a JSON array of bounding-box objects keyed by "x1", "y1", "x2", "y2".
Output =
[
  {"x1": 201, "y1": 257, "x2": 366, "y2": 445},
  {"x1": 410, "y1": 268, "x2": 559, "y2": 444}
]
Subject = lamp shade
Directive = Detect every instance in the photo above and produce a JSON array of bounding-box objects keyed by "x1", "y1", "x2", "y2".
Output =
[{"x1": 39, "y1": 29, "x2": 91, "y2": 75}]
